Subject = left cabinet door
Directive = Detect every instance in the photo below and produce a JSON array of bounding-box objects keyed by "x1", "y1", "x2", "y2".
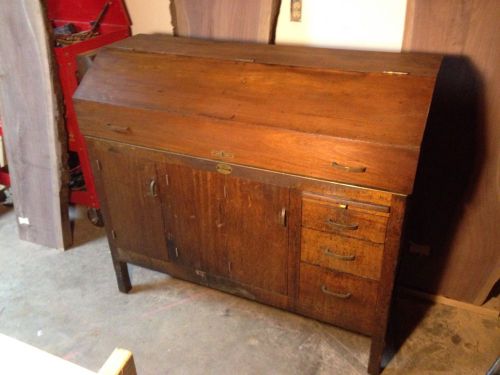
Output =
[{"x1": 89, "y1": 141, "x2": 169, "y2": 262}]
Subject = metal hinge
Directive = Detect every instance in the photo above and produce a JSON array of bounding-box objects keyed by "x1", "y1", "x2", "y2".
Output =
[
  {"x1": 95, "y1": 159, "x2": 102, "y2": 170},
  {"x1": 382, "y1": 71, "x2": 409, "y2": 76}
]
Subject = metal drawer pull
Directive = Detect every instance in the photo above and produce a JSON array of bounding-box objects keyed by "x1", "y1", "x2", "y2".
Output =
[
  {"x1": 332, "y1": 161, "x2": 366, "y2": 173},
  {"x1": 106, "y1": 123, "x2": 130, "y2": 133},
  {"x1": 280, "y1": 207, "x2": 287, "y2": 227},
  {"x1": 149, "y1": 179, "x2": 157, "y2": 197},
  {"x1": 325, "y1": 218, "x2": 359, "y2": 231},
  {"x1": 323, "y1": 247, "x2": 356, "y2": 261},
  {"x1": 321, "y1": 285, "x2": 352, "y2": 299}
]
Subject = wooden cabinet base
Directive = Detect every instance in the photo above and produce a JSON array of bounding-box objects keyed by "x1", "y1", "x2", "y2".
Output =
[{"x1": 75, "y1": 35, "x2": 441, "y2": 374}]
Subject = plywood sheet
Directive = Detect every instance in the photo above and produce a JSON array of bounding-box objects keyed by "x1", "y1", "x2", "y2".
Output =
[{"x1": 0, "y1": 1, "x2": 71, "y2": 249}]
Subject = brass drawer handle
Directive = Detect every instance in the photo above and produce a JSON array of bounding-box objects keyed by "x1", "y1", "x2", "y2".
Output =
[
  {"x1": 322, "y1": 247, "x2": 356, "y2": 261},
  {"x1": 332, "y1": 161, "x2": 366, "y2": 173},
  {"x1": 106, "y1": 123, "x2": 131, "y2": 134},
  {"x1": 321, "y1": 285, "x2": 352, "y2": 299},
  {"x1": 325, "y1": 218, "x2": 359, "y2": 231}
]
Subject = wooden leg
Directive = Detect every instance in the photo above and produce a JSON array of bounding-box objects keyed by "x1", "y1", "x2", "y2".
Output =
[
  {"x1": 113, "y1": 259, "x2": 132, "y2": 293},
  {"x1": 367, "y1": 195, "x2": 407, "y2": 374},
  {"x1": 368, "y1": 335, "x2": 384, "y2": 374}
]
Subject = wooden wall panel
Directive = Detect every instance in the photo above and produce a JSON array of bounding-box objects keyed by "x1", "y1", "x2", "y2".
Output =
[
  {"x1": 0, "y1": 1, "x2": 71, "y2": 249},
  {"x1": 400, "y1": 0, "x2": 499, "y2": 304},
  {"x1": 171, "y1": 0, "x2": 281, "y2": 43}
]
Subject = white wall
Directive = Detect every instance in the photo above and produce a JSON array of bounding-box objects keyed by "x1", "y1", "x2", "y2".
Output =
[
  {"x1": 125, "y1": 0, "x2": 173, "y2": 34},
  {"x1": 276, "y1": 0, "x2": 407, "y2": 51},
  {"x1": 124, "y1": 0, "x2": 407, "y2": 51}
]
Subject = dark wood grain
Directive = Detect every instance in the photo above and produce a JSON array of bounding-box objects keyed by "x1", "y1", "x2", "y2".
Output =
[
  {"x1": 0, "y1": 1, "x2": 71, "y2": 249},
  {"x1": 75, "y1": 101, "x2": 420, "y2": 195},
  {"x1": 297, "y1": 262, "x2": 378, "y2": 336},
  {"x1": 89, "y1": 141, "x2": 169, "y2": 262},
  {"x1": 401, "y1": 0, "x2": 500, "y2": 305},
  {"x1": 171, "y1": 0, "x2": 281, "y2": 43},
  {"x1": 76, "y1": 47, "x2": 436, "y2": 147},
  {"x1": 301, "y1": 228, "x2": 384, "y2": 280},
  {"x1": 223, "y1": 176, "x2": 289, "y2": 294},
  {"x1": 75, "y1": 35, "x2": 441, "y2": 374},
  {"x1": 110, "y1": 34, "x2": 442, "y2": 77},
  {"x1": 302, "y1": 196, "x2": 389, "y2": 244},
  {"x1": 368, "y1": 195, "x2": 406, "y2": 374}
]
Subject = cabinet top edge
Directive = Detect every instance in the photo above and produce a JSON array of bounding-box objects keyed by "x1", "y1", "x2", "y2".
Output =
[{"x1": 106, "y1": 34, "x2": 443, "y2": 78}]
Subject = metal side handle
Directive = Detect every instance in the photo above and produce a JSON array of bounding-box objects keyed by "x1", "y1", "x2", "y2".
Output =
[
  {"x1": 322, "y1": 247, "x2": 356, "y2": 261},
  {"x1": 321, "y1": 285, "x2": 352, "y2": 299},
  {"x1": 325, "y1": 218, "x2": 359, "y2": 231}
]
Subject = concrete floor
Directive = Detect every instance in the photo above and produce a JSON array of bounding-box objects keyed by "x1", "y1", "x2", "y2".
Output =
[{"x1": 0, "y1": 204, "x2": 498, "y2": 374}]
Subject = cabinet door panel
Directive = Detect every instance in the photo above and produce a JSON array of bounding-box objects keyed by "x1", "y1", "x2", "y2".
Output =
[
  {"x1": 224, "y1": 177, "x2": 289, "y2": 295},
  {"x1": 92, "y1": 143, "x2": 168, "y2": 261},
  {"x1": 162, "y1": 164, "x2": 227, "y2": 274}
]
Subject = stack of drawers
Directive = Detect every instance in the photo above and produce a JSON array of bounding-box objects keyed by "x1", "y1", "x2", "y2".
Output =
[{"x1": 297, "y1": 192, "x2": 390, "y2": 335}]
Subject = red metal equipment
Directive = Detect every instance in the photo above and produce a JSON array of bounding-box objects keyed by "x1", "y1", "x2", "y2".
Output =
[
  {"x1": 0, "y1": 123, "x2": 10, "y2": 187},
  {"x1": 46, "y1": 0, "x2": 131, "y2": 210}
]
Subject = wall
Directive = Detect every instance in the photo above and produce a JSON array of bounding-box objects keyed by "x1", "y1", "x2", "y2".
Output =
[
  {"x1": 124, "y1": 0, "x2": 173, "y2": 34},
  {"x1": 125, "y1": 0, "x2": 407, "y2": 51},
  {"x1": 275, "y1": 0, "x2": 407, "y2": 51},
  {"x1": 399, "y1": 0, "x2": 499, "y2": 305}
]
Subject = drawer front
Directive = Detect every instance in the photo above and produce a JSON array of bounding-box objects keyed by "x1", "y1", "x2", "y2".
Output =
[
  {"x1": 75, "y1": 101, "x2": 419, "y2": 195},
  {"x1": 301, "y1": 228, "x2": 383, "y2": 280},
  {"x1": 297, "y1": 263, "x2": 378, "y2": 335},
  {"x1": 302, "y1": 198, "x2": 388, "y2": 243}
]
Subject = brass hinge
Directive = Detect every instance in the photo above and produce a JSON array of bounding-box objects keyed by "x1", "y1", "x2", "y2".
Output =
[
  {"x1": 382, "y1": 71, "x2": 409, "y2": 76},
  {"x1": 95, "y1": 159, "x2": 102, "y2": 170},
  {"x1": 111, "y1": 229, "x2": 117, "y2": 239}
]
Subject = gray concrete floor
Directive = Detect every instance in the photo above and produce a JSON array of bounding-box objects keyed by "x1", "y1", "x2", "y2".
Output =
[{"x1": 0, "y1": 204, "x2": 498, "y2": 374}]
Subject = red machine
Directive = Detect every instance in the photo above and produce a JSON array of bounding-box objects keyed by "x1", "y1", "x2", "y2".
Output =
[
  {"x1": 0, "y1": 123, "x2": 10, "y2": 188},
  {"x1": 46, "y1": 0, "x2": 131, "y2": 222}
]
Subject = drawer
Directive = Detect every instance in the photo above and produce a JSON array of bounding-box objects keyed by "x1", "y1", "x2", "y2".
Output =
[
  {"x1": 301, "y1": 228, "x2": 383, "y2": 280},
  {"x1": 297, "y1": 263, "x2": 378, "y2": 335},
  {"x1": 302, "y1": 197, "x2": 388, "y2": 243},
  {"x1": 75, "y1": 100, "x2": 420, "y2": 195}
]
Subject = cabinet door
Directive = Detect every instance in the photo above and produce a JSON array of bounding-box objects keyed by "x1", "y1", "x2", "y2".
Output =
[
  {"x1": 223, "y1": 177, "x2": 289, "y2": 295},
  {"x1": 162, "y1": 162, "x2": 289, "y2": 295},
  {"x1": 161, "y1": 163, "x2": 227, "y2": 273},
  {"x1": 91, "y1": 142, "x2": 168, "y2": 261}
]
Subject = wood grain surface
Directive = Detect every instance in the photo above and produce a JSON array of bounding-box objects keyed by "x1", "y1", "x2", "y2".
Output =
[
  {"x1": 401, "y1": 0, "x2": 500, "y2": 305},
  {"x1": 74, "y1": 37, "x2": 441, "y2": 194},
  {"x1": 0, "y1": 1, "x2": 71, "y2": 249},
  {"x1": 171, "y1": 0, "x2": 281, "y2": 43},
  {"x1": 301, "y1": 228, "x2": 384, "y2": 280},
  {"x1": 297, "y1": 262, "x2": 378, "y2": 336},
  {"x1": 111, "y1": 34, "x2": 442, "y2": 77}
]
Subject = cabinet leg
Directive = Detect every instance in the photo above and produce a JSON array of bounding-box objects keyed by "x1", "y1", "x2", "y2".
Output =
[
  {"x1": 113, "y1": 260, "x2": 132, "y2": 293},
  {"x1": 367, "y1": 336, "x2": 384, "y2": 375}
]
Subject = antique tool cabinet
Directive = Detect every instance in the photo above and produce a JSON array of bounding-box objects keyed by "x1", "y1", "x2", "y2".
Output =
[{"x1": 74, "y1": 35, "x2": 441, "y2": 374}]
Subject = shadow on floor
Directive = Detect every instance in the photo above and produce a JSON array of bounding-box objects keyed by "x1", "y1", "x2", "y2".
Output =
[{"x1": 69, "y1": 205, "x2": 106, "y2": 248}]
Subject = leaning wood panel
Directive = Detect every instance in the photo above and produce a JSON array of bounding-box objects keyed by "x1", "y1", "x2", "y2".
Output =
[
  {"x1": 401, "y1": 0, "x2": 500, "y2": 305},
  {"x1": 0, "y1": 1, "x2": 71, "y2": 249},
  {"x1": 171, "y1": 0, "x2": 281, "y2": 43}
]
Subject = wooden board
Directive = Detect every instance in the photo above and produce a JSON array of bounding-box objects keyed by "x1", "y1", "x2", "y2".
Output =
[
  {"x1": 0, "y1": 1, "x2": 71, "y2": 249},
  {"x1": 171, "y1": 0, "x2": 281, "y2": 43},
  {"x1": 400, "y1": 0, "x2": 500, "y2": 305}
]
